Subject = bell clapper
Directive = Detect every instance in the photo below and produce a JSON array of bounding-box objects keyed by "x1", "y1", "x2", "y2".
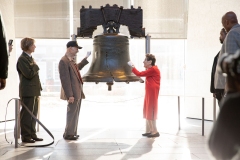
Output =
[{"x1": 106, "y1": 82, "x2": 113, "y2": 91}]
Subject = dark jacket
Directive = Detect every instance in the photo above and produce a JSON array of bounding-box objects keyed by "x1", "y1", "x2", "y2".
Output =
[
  {"x1": 0, "y1": 14, "x2": 8, "y2": 79},
  {"x1": 208, "y1": 92, "x2": 240, "y2": 159},
  {"x1": 210, "y1": 52, "x2": 220, "y2": 93},
  {"x1": 17, "y1": 52, "x2": 42, "y2": 97}
]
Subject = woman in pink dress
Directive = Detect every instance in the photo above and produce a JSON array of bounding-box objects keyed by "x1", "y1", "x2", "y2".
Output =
[{"x1": 128, "y1": 54, "x2": 161, "y2": 137}]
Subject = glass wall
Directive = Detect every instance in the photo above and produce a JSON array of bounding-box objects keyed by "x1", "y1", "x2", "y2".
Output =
[{"x1": 15, "y1": 38, "x2": 185, "y2": 98}]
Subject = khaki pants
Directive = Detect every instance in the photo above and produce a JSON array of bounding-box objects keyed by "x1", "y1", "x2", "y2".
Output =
[{"x1": 63, "y1": 99, "x2": 82, "y2": 137}]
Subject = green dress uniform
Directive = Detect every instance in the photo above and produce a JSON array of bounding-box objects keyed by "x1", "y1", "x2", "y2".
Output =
[{"x1": 17, "y1": 52, "x2": 42, "y2": 141}]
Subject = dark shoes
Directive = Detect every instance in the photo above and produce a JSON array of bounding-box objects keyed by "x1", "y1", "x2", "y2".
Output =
[
  {"x1": 142, "y1": 132, "x2": 151, "y2": 136},
  {"x1": 22, "y1": 139, "x2": 35, "y2": 143},
  {"x1": 32, "y1": 137, "x2": 43, "y2": 141},
  {"x1": 147, "y1": 132, "x2": 160, "y2": 138},
  {"x1": 22, "y1": 137, "x2": 43, "y2": 143},
  {"x1": 142, "y1": 132, "x2": 160, "y2": 137},
  {"x1": 64, "y1": 135, "x2": 78, "y2": 140}
]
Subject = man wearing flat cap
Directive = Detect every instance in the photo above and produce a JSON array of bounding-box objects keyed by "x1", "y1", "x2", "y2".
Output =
[{"x1": 59, "y1": 41, "x2": 91, "y2": 140}]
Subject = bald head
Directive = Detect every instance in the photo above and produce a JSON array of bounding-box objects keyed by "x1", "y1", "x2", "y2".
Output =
[
  {"x1": 223, "y1": 12, "x2": 238, "y2": 23},
  {"x1": 222, "y1": 11, "x2": 238, "y2": 32}
]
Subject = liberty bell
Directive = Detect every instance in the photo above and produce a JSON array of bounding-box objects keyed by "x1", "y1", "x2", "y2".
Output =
[{"x1": 77, "y1": 4, "x2": 145, "y2": 90}]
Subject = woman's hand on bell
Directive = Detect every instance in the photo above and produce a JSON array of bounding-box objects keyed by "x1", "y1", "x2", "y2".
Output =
[{"x1": 127, "y1": 61, "x2": 135, "y2": 67}]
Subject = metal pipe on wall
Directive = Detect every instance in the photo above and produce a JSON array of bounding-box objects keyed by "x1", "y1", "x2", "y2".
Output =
[
  {"x1": 178, "y1": 96, "x2": 181, "y2": 130},
  {"x1": 14, "y1": 99, "x2": 20, "y2": 148},
  {"x1": 213, "y1": 97, "x2": 216, "y2": 123},
  {"x1": 202, "y1": 97, "x2": 204, "y2": 136},
  {"x1": 145, "y1": 34, "x2": 151, "y2": 54}
]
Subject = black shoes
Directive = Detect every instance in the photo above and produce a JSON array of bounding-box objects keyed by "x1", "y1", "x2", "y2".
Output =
[
  {"x1": 22, "y1": 139, "x2": 35, "y2": 143},
  {"x1": 22, "y1": 137, "x2": 43, "y2": 143},
  {"x1": 142, "y1": 132, "x2": 151, "y2": 136},
  {"x1": 142, "y1": 132, "x2": 160, "y2": 137},
  {"x1": 147, "y1": 132, "x2": 160, "y2": 138},
  {"x1": 64, "y1": 135, "x2": 78, "y2": 140},
  {"x1": 32, "y1": 137, "x2": 43, "y2": 141}
]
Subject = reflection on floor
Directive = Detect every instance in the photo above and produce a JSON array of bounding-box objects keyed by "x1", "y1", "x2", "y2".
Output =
[{"x1": 0, "y1": 96, "x2": 214, "y2": 160}]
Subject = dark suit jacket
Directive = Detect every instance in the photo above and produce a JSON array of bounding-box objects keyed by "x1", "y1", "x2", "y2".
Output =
[
  {"x1": 17, "y1": 52, "x2": 42, "y2": 97},
  {"x1": 59, "y1": 55, "x2": 88, "y2": 100},
  {"x1": 0, "y1": 14, "x2": 8, "y2": 79},
  {"x1": 210, "y1": 52, "x2": 219, "y2": 93}
]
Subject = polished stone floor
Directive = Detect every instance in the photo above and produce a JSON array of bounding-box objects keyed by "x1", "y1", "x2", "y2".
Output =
[{"x1": 0, "y1": 96, "x2": 215, "y2": 160}]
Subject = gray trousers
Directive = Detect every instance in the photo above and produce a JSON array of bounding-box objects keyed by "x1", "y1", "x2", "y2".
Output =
[{"x1": 64, "y1": 99, "x2": 82, "y2": 136}]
